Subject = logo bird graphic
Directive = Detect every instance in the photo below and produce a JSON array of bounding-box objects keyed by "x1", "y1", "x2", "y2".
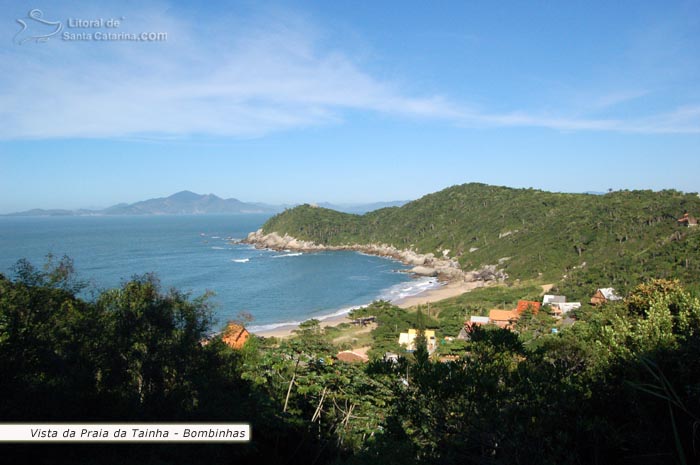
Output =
[{"x1": 14, "y1": 9, "x2": 63, "y2": 45}]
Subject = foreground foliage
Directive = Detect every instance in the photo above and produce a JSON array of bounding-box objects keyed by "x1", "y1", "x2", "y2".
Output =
[{"x1": 1, "y1": 258, "x2": 699, "y2": 464}]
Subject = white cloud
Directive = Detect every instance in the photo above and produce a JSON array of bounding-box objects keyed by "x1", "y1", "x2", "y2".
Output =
[
  {"x1": 459, "y1": 107, "x2": 700, "y2": 134},
  {"x1": 590, "y1": 90, "x2": 650, "y2": 110},
  {"x1": 0, "y1": 6, "x2": 462, "y2": 139},
  {"x1": 0, "y1": 4, "x2": 698, "y2": 139}
]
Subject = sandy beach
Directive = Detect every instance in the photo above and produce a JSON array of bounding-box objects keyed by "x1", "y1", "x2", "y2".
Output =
[
  {"x1": 394, "y1": 280, "x2": 484, "y2": 309},
  {"x1": 253, "y1": 279, "x2": 482, "y2": 339},
  {"x1": 254, "y1": 312, "x2": 352, "y2": 339}
]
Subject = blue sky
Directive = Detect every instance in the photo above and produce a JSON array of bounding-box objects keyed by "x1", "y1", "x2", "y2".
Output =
[{"x1": 1, "y1": 0, "x2": 699, "y2": 212}]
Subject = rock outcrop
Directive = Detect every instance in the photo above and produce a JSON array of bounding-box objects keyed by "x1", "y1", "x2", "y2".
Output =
[{"x1": 243, "y1": 229, "x2": 507, "y2": 284}]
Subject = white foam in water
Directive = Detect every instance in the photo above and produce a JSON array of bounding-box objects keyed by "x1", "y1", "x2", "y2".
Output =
[
  {"x1": 378, "y1": 277, "x2": 442, "y2": 302},
  {"x1": 272, "y1": 252, "x2": 303, "y2": 258},
  {"x1": 317, "y1": 304, "x2": 366, "y2": 321},
  {"x1": 248, "y1": 304, "x2": 366, "y2": 333},
  {"x1": 211, "y1": 246, "x2": 226, "y2": 250},
  {"x1": 232, "y1": 258, "x2": 250, "y2": 263},
  {"x1": 248, "y1": 277, "x2": 442, "y2": 334},
  {"x1": 248, "y1": 320, "x2": 300, "y2": 333}
]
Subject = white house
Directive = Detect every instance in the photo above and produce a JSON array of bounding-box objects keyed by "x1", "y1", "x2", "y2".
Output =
[
  {"x1": 543, "y1": 295, "x2": 566, "y2": 306},
  {"x1": 591, "y1": 288, "x2": 622, "y2": 305},
  {"x1": 553, "y1": 302, "x2": 582, "y2": 314}
]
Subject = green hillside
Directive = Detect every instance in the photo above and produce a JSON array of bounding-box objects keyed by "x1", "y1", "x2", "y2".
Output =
[{"x1": 262, "y1": 183, "x2": 700, "y2": 294}]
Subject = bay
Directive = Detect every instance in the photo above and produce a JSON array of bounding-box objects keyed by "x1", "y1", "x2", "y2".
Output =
[{"x1": 0, "y1": 215, "x2": 436, "y2": 331}]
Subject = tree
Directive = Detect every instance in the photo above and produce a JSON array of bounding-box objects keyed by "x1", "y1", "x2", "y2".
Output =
[
  {"x1": 95, "y1": 273, "x2": 213, "y2": 417},
  {"x1": 626, "y1": 278, "x2": 686, "y2": 316}
]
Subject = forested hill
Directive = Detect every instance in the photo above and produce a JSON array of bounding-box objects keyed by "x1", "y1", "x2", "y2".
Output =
[{"x1": 262, "y1": 183, "x2": 700, "y2": 293}]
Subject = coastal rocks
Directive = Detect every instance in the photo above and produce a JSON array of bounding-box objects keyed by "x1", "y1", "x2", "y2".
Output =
[
  {"x1": 245, "y1": 230, "x2": 313, "y2": 250},
  {"x1": 437, "y1": 267, "x2": 468, "y2": 280},
  {"x1": 471, "y1": 265, "x2": 507, "y2": 282},
  {"x1": 243, "y1": 229, "x2": 507, "y2": 284},
  {"x1": 411, "y1": 266, "x2": 438, "y2": 277},
  {"x1": 401, "y1": 250, "x2": 433, "y2": 266}
]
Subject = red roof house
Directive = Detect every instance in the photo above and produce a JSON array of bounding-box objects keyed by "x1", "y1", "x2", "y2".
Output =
[
  {"x1": 516, "y1": 300, "x2": 541, "y2": 314},
  {"x1": 336, "y1": 350, "x2": 369, "y2": 363},
  {"x1": 222, "y1": 323, "x2": 250, "y2": 349},
  {"x1": 489, "y1": 309, "x2": 519, "y2": 329}
]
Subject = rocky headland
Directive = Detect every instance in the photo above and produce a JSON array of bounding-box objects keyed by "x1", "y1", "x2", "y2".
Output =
[{"x1": 243, "y1": 229, "x2": 507, "y2": 284}]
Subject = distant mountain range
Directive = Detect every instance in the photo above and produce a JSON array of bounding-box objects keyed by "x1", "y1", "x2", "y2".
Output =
[
  {"x1": 4, "y1": 191, "x2": 409, "y2": 217},
  {"x1": 100, "y1": 191, "x2": 284, "y2": 215}
]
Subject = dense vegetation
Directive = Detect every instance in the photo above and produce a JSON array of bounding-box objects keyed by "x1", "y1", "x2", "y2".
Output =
[
  {"x1": 0, "y1": 257, "x2": 338, "y2": 464},
  {"x1": 3, "y1": 183, "x2": 700, "y2": 464},
  {"x1": 2, "y1": 256, "x2": 700, "y2": 464},
  {"x1": 263, "y1": 184, "x2": 700, "y2": 293}
]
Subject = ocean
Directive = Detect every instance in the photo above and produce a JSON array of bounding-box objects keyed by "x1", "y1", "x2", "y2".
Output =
[{"x1": 0, "y1": 214, "x2": 438, "y2": 332}]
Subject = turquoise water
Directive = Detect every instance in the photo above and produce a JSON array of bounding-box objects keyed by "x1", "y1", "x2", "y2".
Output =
[{"x1": 0, "y1": 215, "x2": 437, "y2": 331}]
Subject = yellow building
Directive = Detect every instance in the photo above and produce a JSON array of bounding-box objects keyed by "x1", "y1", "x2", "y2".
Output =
[{"x1": 398, "y1": 328, "x2": 437, "y2": 352}]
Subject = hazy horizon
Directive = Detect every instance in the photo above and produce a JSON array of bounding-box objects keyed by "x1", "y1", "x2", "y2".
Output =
[
  {"x1": 0, "y1": 189, "x2": 412, "y2": 214},
  {"x1": 3, "y1": 182, "x2": 700, "y2": 216}
]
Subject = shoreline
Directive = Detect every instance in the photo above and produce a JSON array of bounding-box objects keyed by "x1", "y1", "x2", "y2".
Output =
[
  {"x1": 253, "y1": 279, "x2": 485, "y2": 339},
  {"x1": 393, "y1": 279, "x2": 485, "y2": 308},
  {"x1": 253, "y1": 312, "x2": 352, "y2": 338},
  {"x1": 246, "y1": 229, "x2": 504, "y2": 339},
  {"x1": 244, "y1": 229, "x2": 469, "y2": 281}
]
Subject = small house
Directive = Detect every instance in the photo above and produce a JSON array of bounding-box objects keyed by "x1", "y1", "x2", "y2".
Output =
[
  {"x1": 398, "y1": 328, "x2": 437, "y2": 352},
  {"x1": 551, "y1": 302, "x2": 581, "y2": 316},
  {"x1": 457, "y1": 315, "x2": 491, "y2": 341},
  {"x1": 516, "y1": 300, "x2": 541, "y2": 314},
  {"x1": 542, "y1": 295, "x2": 566, "y2": 306},
  {"x1": 222, "y1": 323, "x2": 250, "y2": 349},
  {"x1": 489, "y1": 309, "x2": 519, "y2": 329},
  {"x1": 678, "y1": 213, "x2": 698, "y2": 227},
  {"x1": 458, "y1": 315, "x2": 490, "y2": 340},
  {"x1": 384, "y1": 352, "x2": 399, "y2": 363},
  {"x1": 336, "y1": 350, "x2": 369, "y2": 363},
  {"x1": 398, "y1": 330, "x2": 416, "y2": 349},
  {"x1": 457, "y1": 327, "x2": 470, "y2": 340},
  {"x1": 590, "y1": 288, "x2": 622, "y2": 306},
  {"x1": 470, "y1": 315, "x2": 491, "y2": 325},
  {"x1": 351, "y1": 316, "x2": 376, "y2": 326},
  {"x1": 426, "y1": 330, "x2": 437, "y2": 353}
]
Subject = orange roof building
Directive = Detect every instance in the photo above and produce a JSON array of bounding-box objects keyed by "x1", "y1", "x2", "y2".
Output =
[
  {"x1": 516, "y1": 300, "x2": 541, "y2": 314},
  {"x1": 222, "y1": 323, "x2": 250, "y2": 349},
  {"x1": 483, "y1": 301, "x2": 543, "y2": 330},
  {"x1": 489, "y1": 309, "x2": 519, "y2": 329},
  {"x1": 336, "y1": 350, "x2": 369, "y2": 363}
]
